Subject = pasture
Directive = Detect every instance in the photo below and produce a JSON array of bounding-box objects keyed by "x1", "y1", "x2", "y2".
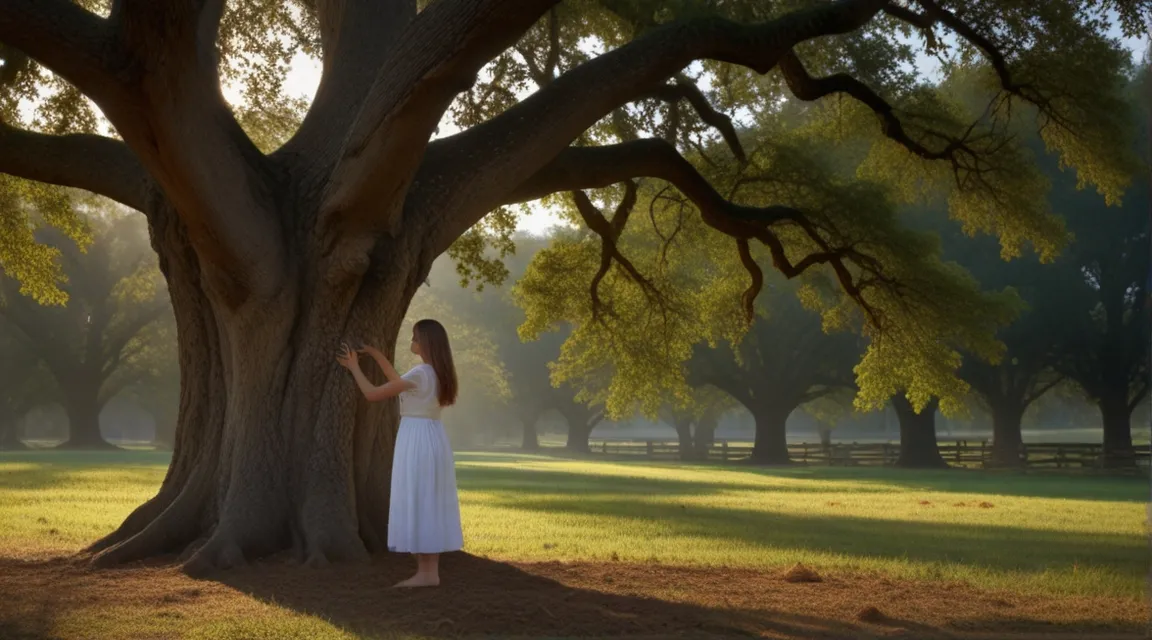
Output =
[{"x1": 0, "y1": 450, "x2": 1146, "y2": 639}]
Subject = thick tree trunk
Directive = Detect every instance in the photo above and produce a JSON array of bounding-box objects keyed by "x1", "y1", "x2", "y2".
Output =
[
  {"x1": 748, "y1": 403, "x2": 791, "y2": 465},
  {"x1": 818, "y1": 426, "x2": 832, "y2": 453},
  {"x1": 672, "y1": 417, "x2": 696, "y2": 461},
  {"x1": 989, "y1": 401, "x2": 1025, "y2": 467},
  {"x1": 891, "y1": 396, "x2": 947, "y2": 469},
  {"x1": 518, "y1": 408, "x2": 541, "y2": 451},
  {"x1": 1099, "y1": 391, "x2": 1136, "y2": 468},
  {"x1": 58, "y1": 382, "x2": 115, "y2": 450},
  {"x1": 563, "y1": 416, "x2": 594, "y2": 453},
  {"x1": 86, "y1": 201, "x2": 429, "y2": 573},
  {"x1": 693, "y1": 414, "x2": 718, "y2": 460}
]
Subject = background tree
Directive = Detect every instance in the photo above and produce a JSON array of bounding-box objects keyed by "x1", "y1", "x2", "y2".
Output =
[
  {"x1": 0, "y1": 212, "x2": 168, "y2": 448},
  {"x1": 403, "y1": 263, "x2": 512, "y2": 448},
  {"x1": 926, "y1": 216, "x2": 1067, "y2": 466},
  {"x1": 687, "y1": 290, "x2": 861, "y2": 464},
  {"x1": 889, "y1": 394, "x2": 946, "y2": 468},
  {"x1": 661, "y1": 386, "x2": 734, "y2": 461},
  {"x1": 0, "y1": 317, "x2": 56, "y2": 450},
  {"x1": 1050, "y1": 149, "x2": 1150, "y2": 466},
  {"x1": 447, "y1": 233, "x2": 606, "y2": 452},
  {"x1": 0, "y1": 0, "x2": 1144, "y2": 570}
]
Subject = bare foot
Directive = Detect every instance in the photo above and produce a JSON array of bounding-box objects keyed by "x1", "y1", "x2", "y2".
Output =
[{"x1": 393, "y1": 572, "x2": 440, "y2": 588}]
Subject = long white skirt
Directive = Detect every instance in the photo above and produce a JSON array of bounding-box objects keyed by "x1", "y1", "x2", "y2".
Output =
[{"x1": 387, "y1": 416, "x2": 464, "y2": 554}]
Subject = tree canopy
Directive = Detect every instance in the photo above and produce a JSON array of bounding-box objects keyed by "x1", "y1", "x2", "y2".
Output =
[{"x1": 0, "y1": 0, "x2": 1148, "y2": 568}]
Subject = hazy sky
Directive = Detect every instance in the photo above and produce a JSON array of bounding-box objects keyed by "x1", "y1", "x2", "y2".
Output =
[{"x1": 259, "y1": 22, "x2": 1149, "y2": 236}]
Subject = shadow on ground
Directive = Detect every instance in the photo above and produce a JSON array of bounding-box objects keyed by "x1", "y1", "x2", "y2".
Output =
[
  {"x1": 0, "y1": 554, "x2": 1143, "y2": 639},
  {"x1": 221, "y1": 553, "x2": 874, "y2": 639}
]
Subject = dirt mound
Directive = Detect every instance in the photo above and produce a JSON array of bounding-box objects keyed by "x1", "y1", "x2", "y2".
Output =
[
  {"x1": 782, "y1": 563, "x2": 823, "y2": 583},
  {"x1": 0, "y1": 553, "x2": 1145, "y2": 639}
]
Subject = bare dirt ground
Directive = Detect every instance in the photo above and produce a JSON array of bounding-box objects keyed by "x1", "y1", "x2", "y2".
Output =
[{"x1": 0, "y1": 551, "x2": 1146, "y2": 639}]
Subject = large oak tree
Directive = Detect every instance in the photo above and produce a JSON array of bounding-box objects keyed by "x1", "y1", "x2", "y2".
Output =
[
  {"x1": 0, "y1": 212, "x2": 169, "y2": 448},
  {"x1": 0, "y1": 0, "x2": 1145, "y2": 571}
]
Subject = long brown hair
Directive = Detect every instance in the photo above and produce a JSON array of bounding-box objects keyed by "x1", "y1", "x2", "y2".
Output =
[{"x1": 413, "y1": 319, "x2": 458, "y2": 407}]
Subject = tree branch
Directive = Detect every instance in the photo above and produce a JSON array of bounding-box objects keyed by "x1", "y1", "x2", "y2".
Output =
[
  {"x1": 110, "y1": 1, "x2": 288, "y2": 300},
  {"x1": 275, "y1": 0, "x2": 417, "y2": 173},
  {"x1": 0, "y1": 121, "x2": 149, "y2": 212},
  {"x1": 320, "y1": 0, "x2": 560, "y2": 231},
  {"x1": 505, "y1": 138, "x2": 879, "y2": 320},
  {"x1": 515, "y1": 7, "x2": 560, "y2": 87},
  {"x1": 647, "y1": 76, "x2": 746, "y2": 163},
  {"x1": 0, "y1": 0, "x2": 130, "y2": 107},
  {"x1": 1023, "y1": 374, "x2": 1063, "y2": 407},
  {"x1": 417, "y1": 0, "x2": 888, "y2": 242},
  {"x1": 570, "y1": 182, "x2": 663, "y2": 321}
]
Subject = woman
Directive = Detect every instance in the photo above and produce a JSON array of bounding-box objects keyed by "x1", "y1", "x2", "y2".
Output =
[{"x1": 336, "y1": 319, "x2": 463, "y2": 588}]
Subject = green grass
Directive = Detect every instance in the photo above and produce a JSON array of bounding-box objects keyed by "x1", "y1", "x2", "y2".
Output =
[{"x1": 0, "y1": 450, "x2": 1146, "y2": 600}]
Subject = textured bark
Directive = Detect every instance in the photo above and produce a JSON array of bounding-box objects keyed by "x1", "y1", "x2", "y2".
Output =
[
  {"x1": 1099, "y1": 391, "x2": 1136, "y2": 468},
  {"x1": 891, "y1": 396, "x2": 947, "y2": 469},
  {"x1": 86, "y1": 195, "x2": 429, "y2": 572},
  {"x1": 989, "y1": 401, "x2": 1025, "y2": 467},
  {"x1": 747, "y1": 403, "x2": 791, "y2": 465}
]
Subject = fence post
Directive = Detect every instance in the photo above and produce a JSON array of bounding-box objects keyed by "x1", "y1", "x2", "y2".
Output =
[
  {"x1": 722, "y1": 441, "x2": 729, "y2": 462},
  {"x1": 955, "y1": 440, "x2": 962, "y2": 463},
  {"x1": 601, "y1": 441, "x2": 607, "y2": 454},
  {"x1": 646, "y1": 441, "x2": 654, "y2": 458}
]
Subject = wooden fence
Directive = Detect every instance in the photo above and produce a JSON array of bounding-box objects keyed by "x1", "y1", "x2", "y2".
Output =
[{"x1": 588, "y1": 439, "x2": 1152, "y2": 468}]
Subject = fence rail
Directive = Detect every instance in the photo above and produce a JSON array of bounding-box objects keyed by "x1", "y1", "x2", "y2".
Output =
[{"x1": 586, "y1": 439, "x2": 1151, "y2": 468}]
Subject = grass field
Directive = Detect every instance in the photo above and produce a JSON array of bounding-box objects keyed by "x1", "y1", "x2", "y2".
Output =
[{"x1": 0, "y1": 450, "x2": 1148, "y2": 639}]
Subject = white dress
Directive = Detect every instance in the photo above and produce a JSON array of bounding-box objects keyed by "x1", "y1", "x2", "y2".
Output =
[{"x1": 387, "y1": 363, "x2": 464, "y2": 554}]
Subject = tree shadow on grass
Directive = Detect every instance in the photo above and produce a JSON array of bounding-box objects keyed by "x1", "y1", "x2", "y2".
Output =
[
  {"x1": 0, "y1": 554, "x2": 1142, "y2": 640},
  {"x1": 456, "y1": 463, "x2": 894, "y2": 498},
  {"x1": 668, "y1": 462, "x2": 1149, "y2": 503},
  {"x1": 218, "y1": 553, "x2": 947, "y2": 639},
  {"x1": 488, "y1": 494, "x2": 1145, "y2": 587},
  {"x1": 461, "y1": 450, "x2": 1148, "y2": 503}
]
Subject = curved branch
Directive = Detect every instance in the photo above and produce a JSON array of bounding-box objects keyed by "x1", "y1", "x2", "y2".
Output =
[
  {"x1": 0, "y1": 0, "x2": 129, "y2": 107},
  {"x1": 417, "y1": 0, "x2": 888, "y2": 247},
  {"x1": 320, "y1": 0, "x2": 560, "y2": 230},
  {"x1": 0, "y1": 122, "x2": 149, "y2": 212},
  {"x1": 506, "y1": 139, "x2": 880, "y2": 319},
  {"x1": 506, "y1": 139, "x2": 794, "y2": 234},
  {"x1": 778, "y1": 50, "x2": 959, "y2": 162},
  {"x1": 735, "y1": 238, "x2": 762, "y2": 322},
  {"x1": 515, "y1": 7, "x2": 560, "y2": 87},
  {"x1": 571, "y1": 182, "x2": 658, "y2": 320},
  {"x1": 275, "y1": 0, "x2": 417, "y2": 172},
  {"x1": 648, "y1": 76, "x2": 746, "y2": 163}
]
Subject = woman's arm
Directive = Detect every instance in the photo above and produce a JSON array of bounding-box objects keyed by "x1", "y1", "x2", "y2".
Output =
[
  {"x1": 357, "y1": 343, "x2": 403, "y2": 383},
  {"x1": 337, "y1": 343, "x2": 414, "y2": 402}
]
